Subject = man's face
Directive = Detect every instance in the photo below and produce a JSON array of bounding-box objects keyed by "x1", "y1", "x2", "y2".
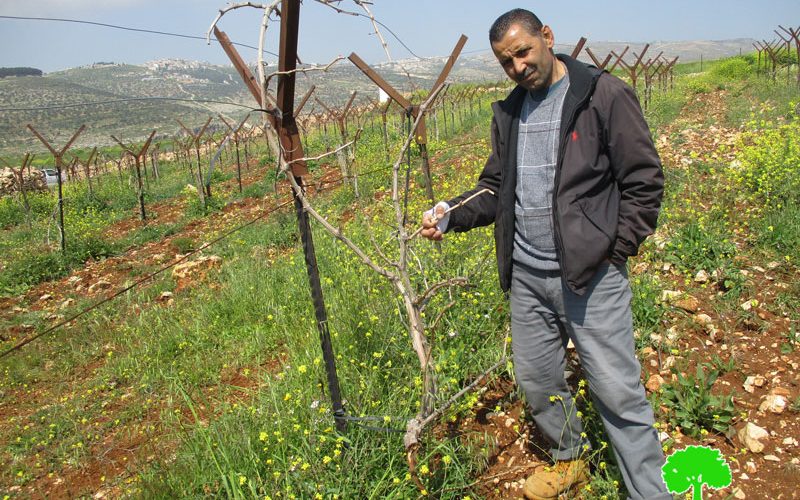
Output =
[{"x1": 491, "y1": 23, "x2": 556, "y2": 91}]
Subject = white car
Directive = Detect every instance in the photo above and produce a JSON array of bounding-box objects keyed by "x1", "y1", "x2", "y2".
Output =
[{"x1": 41, "y1": 168, "x2": 60, "y2": 186}]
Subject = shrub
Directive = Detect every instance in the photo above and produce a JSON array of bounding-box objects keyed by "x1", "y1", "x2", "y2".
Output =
[
  {"x1": 684, "y1": 76, "x2": 713, "y2": 94},
  {"x1": 0, "y1": 236, "x2": 115, "y2": 295},
  {"x1": 711, "y1": 57, "x2": 752, "y2": 80},
  {"x1": 730, "y1": 111, "x2": 800, "y2": 203}
]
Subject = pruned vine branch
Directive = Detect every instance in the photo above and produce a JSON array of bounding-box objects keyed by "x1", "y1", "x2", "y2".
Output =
[
  {"x1": 415, "y1": 277, "x2": 469, "y2": 309},
  {"x1": 206, "y1": 2, "x2": 278, "y2": 44},
  {"x1": 264, "y1": 55, "x2": 346, "y2": 88}
]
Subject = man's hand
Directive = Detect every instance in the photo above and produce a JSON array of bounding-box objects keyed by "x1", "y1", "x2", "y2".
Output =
[{"x1": 420, "y1": 202, "x2": 449, "y2": 241}]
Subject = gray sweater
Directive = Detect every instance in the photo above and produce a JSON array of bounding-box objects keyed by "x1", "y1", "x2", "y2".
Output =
[{"x1": 513, "y1": 72, "x2": 570, "y2": 271}]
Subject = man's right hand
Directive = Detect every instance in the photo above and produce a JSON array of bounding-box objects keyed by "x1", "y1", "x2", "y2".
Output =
[{"x1": 421, "y1": 202, "x2": 449, "y2": 241}]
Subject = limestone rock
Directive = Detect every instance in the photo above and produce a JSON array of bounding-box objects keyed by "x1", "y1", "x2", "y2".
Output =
[
  {"x1": 694, "y1": 313, "x2": 714, "y2": 325},
  {"x1": 89, "y1": 280, "x2": 113, "y2": 293},
  {"x1": 660, "y1": 290, "x2": 681, "y2": 302},
  {"x1": 758, "y1": 394, "x2": 787, "y2": 414},
  {"x1": 674, "y1": 295, "x2": 700, "y2": 313},
  {"x1": 743, "y1": 375, "x2": 766, "y2": 393},
  {"x1": 646, "y1": 374, "x2": 664, "y2": 392},
  {"x1": 738, "y1": 422, "x2": 769, "y2": 453},
  {"x1": 172, "y1": 255, "x2": 222, "y2": 279}
]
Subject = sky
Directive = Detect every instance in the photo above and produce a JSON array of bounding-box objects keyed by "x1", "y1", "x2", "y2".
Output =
[{"x1": 1, "y1": 0, "x2": 798, "y2": 73}]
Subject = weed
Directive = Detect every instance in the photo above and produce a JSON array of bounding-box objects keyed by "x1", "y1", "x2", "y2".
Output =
[
  {"x1": 171, "y1": 236, "x2": 195, "y2": 254},
  {"x1": 780, "y1": 326, "x2": 798, "y2": 354},
  {"x1": 659, "y1": 365, "x2": 735, "y2": 438},
  {"x1": 631, "y1": 273, "x2": 665, "y2": 345},
  {"x1": 708, "y1": 354, "x2": 737, "y2": 374},
  {"x1": 663, "y1": 221, "x2": 736, "y2": 275}
]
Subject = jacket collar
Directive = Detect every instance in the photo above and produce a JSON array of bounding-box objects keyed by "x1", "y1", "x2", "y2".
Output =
[{"x1": 494, "y1": 54, "x2": 602, "y2": 125}]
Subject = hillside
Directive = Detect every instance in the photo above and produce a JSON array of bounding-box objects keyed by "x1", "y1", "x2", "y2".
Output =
[
  {"x1": 0, "y1": 38, "x2": 756, "y2": 157},
  {"x1": 0, "y1": 51, "x2": 798, "y2": 499}
]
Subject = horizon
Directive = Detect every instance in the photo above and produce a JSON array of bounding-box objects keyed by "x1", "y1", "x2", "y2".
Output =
[
  {"x1": 1, "y1": 37, "x2": 763, "y2": 75},
  {"x1": 1, "y1": 0, "x2": 798, "y2": 73}
]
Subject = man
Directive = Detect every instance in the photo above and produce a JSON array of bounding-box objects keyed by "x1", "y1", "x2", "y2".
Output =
[{"x1": 421, "y1": 8, "x2": 670, "y2": 500}]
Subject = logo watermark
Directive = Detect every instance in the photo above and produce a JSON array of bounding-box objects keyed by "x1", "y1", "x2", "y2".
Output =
[{"x1": 662, "y1": 445, "x2": 732, "y2": 500}]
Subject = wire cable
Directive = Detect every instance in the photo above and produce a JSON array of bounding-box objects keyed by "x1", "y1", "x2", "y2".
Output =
[{"x1": 0, "y1": 15, "x2": 279, "y2": 57}]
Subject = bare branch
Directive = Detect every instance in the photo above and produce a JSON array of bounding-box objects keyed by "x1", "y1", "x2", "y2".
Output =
[
  {"x1": 258, "y1": 1, "x2": 283, "y2": 110},
  {"x1": 312, "y1": 0, "x2": 361, "y2": 16},
  {"x1": 404, "y1": 356, "x2": 509, "y2": 449},
  {"x1": 288, "y1": 180, "x2": 396, "y2": 280},
  {"x1": 390, "y1": 83, "x2": 449, "y2": 237},
  {"x1": 355, "y1": 0, "x2": 391, "y2": 62},
  {"x1": 416, "y1": 277, "x2": 469, "y2": 309},
  {"x1": 407, "y1": 187, "x2": 495, "y2": 239},
  {"x1": 206, "y1": 2, "x2": 274, "y2": 44},
  {"x1": 286, "y1": 135, "x2": 357, "y2": 166},
  {"x1": 368, "y1": 228, "x2": 398, "y2": 270},
  {"x1": 265, "y1": 55, "x2": 346, "y2": 88},
  {"x1": 428, "y1": 300, "x2": 455, "y2": 332}
]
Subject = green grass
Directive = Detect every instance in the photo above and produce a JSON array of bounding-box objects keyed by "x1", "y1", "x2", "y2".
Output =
[{"x1": 2, "y1": 65, "x2": 800, "y2": 498}]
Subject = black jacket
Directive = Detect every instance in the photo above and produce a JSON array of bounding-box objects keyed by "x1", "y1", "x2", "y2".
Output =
[{"x1": 446, "y1": 55, "x2": 663, "y2": 295}]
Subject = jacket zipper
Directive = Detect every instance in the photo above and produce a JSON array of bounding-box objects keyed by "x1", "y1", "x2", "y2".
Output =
[{"x1": 552, "y1": 74, "x2": 596, "y2": 291}]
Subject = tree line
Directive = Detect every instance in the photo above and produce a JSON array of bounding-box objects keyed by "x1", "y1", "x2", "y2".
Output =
[{"x1": 0, "y1": 67, "x2": 43, "y2": 78}]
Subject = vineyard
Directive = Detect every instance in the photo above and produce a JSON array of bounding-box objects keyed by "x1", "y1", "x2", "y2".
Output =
[{"x1": 1, "y1": 3, "x2": 800, "y2": 499}]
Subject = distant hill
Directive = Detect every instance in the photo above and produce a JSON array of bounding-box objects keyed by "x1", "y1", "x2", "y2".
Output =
[{"x1": 0, "y1": 38, "x2": 757, "y2": 156}]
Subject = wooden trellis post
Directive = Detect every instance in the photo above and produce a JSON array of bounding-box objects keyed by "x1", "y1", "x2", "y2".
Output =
[
  {"x1": 215, "y1": 4, "x2": 345, "y2": 431},
  {"x1": 778, "y1": 25, "x2": 800, "y2": 86},
  {"x1": 585, "y1": 47, "x2": 614, "y2": 70},
  {"x1": 0, "y1": 154, "x2": 34, "y2": 228},
  {"x1": 757, "y1": 40, "x2": 779, "y2": 81},
  {"x1": 315, "y1": 91, "x2": 359, "y2": 195},
  {"x1": 613, "y1": 44, "x2": 649, "y2": 96},
  {"x1": 641, "y1": 51, "x2": 664, "y2": 110},
  {"x1": 752, "y1": 43, "x2": 764, "y2": 75},
  {"x1": 293, "y1": 86, "x2": 316, "y2": 161},
  {"x1": 661, "y1": 56, "x2": 679, "y2": 91},
  {"x1": 177, "y1": 117, "x2": 213, "y2": 203},
  {"x1": 111, "y1": 130, "x2": 156, "y2": 222},
  {"x1": 74, "y1": 147, "x2": 98, "y2": 198},
  {"x1": 149, "y1": 142, "x2": 160, "y2": 180},
  {"x1": 774, "y1": 29, "x2": 793, "y2": 82},
  {"x1": 218, "y1": 113, "x2": 250, "y2": 193},
  {"x1": 349, "y1": 33, "x2": 468, "y2": 205},
  {"x1": 27, "y1": 124, "x2": 85, "y2": 252},
  {"x1": 379, "y1": 98, "x2": 393, "y2": 161},
  {"x1": 570, "y1": 37, "x2": 587, "y2": 59}
]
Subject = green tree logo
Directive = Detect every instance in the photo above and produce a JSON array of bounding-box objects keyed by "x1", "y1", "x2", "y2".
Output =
[{"x1": 662, "y1": 445, "x2": 732, "y2": 500}]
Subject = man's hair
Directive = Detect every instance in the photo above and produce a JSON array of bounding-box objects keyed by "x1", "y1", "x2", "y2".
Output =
[{"x1": 489, "y1": 8, "x2": 544, "y2": 43}]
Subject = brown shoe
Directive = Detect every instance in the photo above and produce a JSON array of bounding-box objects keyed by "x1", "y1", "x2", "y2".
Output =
[{"x1": 522, "y1": 459, "x2": 590, "y2": 499}]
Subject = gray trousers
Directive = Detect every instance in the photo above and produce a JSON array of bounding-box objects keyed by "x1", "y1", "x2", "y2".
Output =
[{"x1": 510, "y1": 261, "x2": 671, "y2": 500}]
